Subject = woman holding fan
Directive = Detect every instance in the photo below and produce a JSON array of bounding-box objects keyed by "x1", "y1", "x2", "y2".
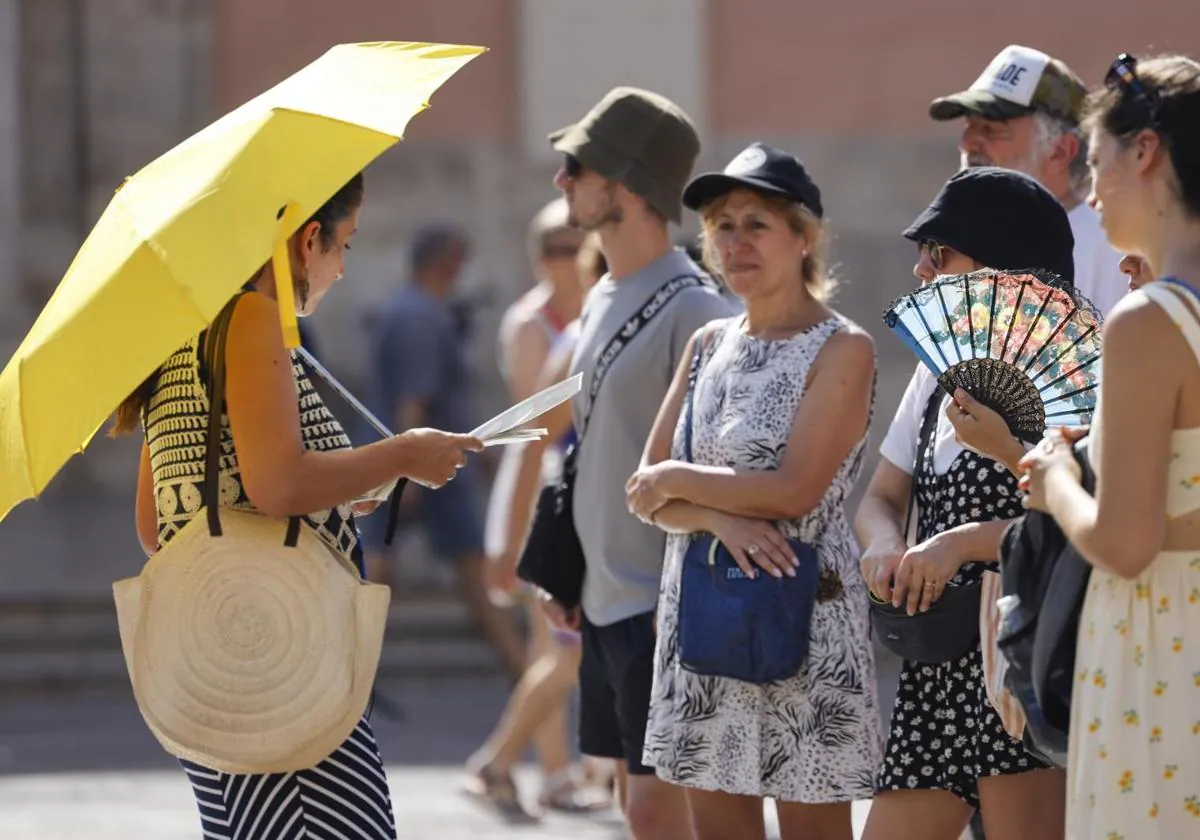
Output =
[
  {"x1": 855, "y1": 167, "x2": 1081, "y2": 840},
  {"x1": 1020, "y1": 53, "x2": 1200, "y2": 840}
]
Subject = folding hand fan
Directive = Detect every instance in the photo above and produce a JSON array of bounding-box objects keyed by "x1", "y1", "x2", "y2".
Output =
[{"x1": 883, "y1": 270, "x2": 1103, "y2": 444}]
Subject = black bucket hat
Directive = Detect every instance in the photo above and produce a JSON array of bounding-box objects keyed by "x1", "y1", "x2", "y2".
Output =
[{"x1": 903, "y1": 166, "x2": 1075, "y2": 286}]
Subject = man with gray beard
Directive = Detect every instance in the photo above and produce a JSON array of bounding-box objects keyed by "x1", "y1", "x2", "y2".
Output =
[{"x1": 930, "y1": 44, "x2": 1126, "y2": 317}]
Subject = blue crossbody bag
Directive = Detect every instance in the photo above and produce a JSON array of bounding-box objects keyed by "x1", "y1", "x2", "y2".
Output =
[{"x1": 675, "y1": 337, "x2": 821, "y2": 684}]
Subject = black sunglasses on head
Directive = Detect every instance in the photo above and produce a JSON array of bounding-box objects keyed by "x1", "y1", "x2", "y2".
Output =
[{"x1": 1105, "y1": 53, "x2": 1161, "y2": 123}]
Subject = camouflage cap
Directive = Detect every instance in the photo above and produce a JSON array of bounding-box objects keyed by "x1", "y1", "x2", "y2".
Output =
[
  {"x1": 929, "y1": 45, "x2": 1088, "y2": 125},
  {"x1": 548, "y1": 87, "x2": 700, "y2": 223}
]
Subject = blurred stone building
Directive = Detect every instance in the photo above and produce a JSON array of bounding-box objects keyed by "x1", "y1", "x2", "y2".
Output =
[{"x1": 0, "y1": 0, "x2": 1194, "y2": 599}]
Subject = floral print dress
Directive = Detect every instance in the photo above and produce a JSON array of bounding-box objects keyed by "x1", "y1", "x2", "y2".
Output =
[{"x1": 1067, "y1": 281, "x2": 1200, "y2": 840}]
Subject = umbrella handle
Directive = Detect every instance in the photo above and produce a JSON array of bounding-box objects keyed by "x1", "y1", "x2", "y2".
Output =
[
  {"x1": 295, "y1": 347, "x2": 393, "y2": 440},
  {"x1": 273, "y1": 203, "x2": 307, "y2": 350}
]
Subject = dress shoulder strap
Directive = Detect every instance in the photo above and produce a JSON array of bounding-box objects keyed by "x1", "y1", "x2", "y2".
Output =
[{"x1": 1141, "y1": 280, "x2": 1200, "y2": 368}]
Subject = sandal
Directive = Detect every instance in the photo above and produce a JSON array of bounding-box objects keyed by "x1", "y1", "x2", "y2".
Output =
[
  {"x1": 537, "y1": 768, "x2": 613, "y2": 814},
  {"x1": 460, "y1": 764, "x2": 538, "y2": 823}
]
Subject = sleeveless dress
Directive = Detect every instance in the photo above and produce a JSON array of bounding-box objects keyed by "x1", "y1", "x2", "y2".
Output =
[
  {"x1": 143, "y1": 314, "x2": 397, "y2": 840},
  {"x1": 642, "y1": 316, "x2": 883, "y2": 802},
  {"x1": 875, "y1": 394, "x2": 1047, "y2": 808},
  {"x1": 1066, "y1": 281, "x2": 1200, "y2": 840}
]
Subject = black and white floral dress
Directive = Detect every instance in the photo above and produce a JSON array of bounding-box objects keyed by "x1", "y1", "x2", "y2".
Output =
[
  {"x1": 643, "y1": 316, "x2": 883, "y2": 803},
  {"x1": 875, "y1": 393, "x2": 1049, "y2": 808}
]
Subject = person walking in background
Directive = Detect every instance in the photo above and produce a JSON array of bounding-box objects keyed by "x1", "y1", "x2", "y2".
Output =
[
  {"x1": 1020, "y1": 52, "x2": 1200, "y2": 840},
  {"x1": 463, "y1": 198, "x2": 602, "y2": 818},
  {"x1": 361, "y1": 222, "x2": 526, "y2": 680},
  {"x1": 536, "y1": 87, "x2": 737, "y2": 840},
  {"x1": 627, "y1": 143, "x2": 881, "y2": 840},
  {"x1": 930, "y1": 44, "x2": 1127, "y2": 317}
]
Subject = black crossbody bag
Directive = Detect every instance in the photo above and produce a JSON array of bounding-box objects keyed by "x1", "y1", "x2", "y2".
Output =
[
  {"x1": 516, "y1": 273, "x2": 708, "y2": 608},
  {"x1": 869, "y1": 390, "x2": 984, "y2": 664}
]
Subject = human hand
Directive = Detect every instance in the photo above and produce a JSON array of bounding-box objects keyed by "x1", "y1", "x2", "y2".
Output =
[
  {"x1": 945, "y1": 389, "x2": 1024, "y2": 472},
  {"x1": 397, "y1": 429, "x2": 483, "y2": 489},
  {"x1": 351, "y1": 500, "x2": 381, "y2": 517},
  {"x1": 1018, "y1": 430, "x2": 1083, "y2": 513},
  {"x1": 625, "y1": 462, "x2": 681, "y2": 524},
  {"x1": 707, "y1": 512, "x2": 799, "y2": 580},
  {"x1": 860, "y1": 535, "x2": 907, "y2": 604},
  {"x1": 892, "y1": 533, "x2": 965, "y2": 615},
  {"x1": 537, "y1": 588, "x2": 581, "y2": 633}
]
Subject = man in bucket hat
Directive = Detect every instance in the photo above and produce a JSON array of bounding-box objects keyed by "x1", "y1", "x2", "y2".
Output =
[
  {"x1": 536, "y1": 87, "x2": 735, "y2": 839},
  {"x1": 930, "y1": 44, "x2": 1126, "y2": 317}
]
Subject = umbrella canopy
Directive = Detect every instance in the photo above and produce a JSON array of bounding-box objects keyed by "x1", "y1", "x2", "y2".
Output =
[{"x1": 0, "y1": 41, "x2": 485, "y2": 521}]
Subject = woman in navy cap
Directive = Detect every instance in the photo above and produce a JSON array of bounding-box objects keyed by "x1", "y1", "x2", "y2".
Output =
[
  {"x1": 854, "y1": 167, "x2": 1072, "y2": 840},
  {"x1": 626, "y1": 143, "x2": 881, "y2": 839}
]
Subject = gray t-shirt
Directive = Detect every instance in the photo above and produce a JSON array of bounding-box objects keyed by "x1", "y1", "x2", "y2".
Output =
[{"x1": 570, "y1": 248, "x2": 739, "y2": 626}]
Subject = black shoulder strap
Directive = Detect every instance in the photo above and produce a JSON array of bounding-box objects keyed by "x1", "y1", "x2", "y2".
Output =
[
  {"x1": 202, "y1": 293, "x2": 301, "y2": 545},
  {"x1": 903, "y1": 388, "x2": 943, "y2": 544},
  {"x1": 577, "y1": 273, "x2": 709, "y2": 442}
]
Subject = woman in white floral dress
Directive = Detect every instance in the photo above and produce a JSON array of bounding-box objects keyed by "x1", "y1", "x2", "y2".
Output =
[
  {"x1": 626, "y1": 143, "x2": 881, "y2": 840},
  {"x1": 1022, "y1": 54, "x2": 1200, "y2": 840}
]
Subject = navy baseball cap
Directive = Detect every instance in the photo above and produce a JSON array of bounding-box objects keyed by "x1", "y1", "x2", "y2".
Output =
[{"x1": 683, "y1": 142, "x2": 824, "y2": 218}]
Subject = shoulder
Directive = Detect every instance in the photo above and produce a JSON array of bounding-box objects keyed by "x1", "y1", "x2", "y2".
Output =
[
  {"x1": 1105, "y1": 287, "x2": 1178, "y2": 340},
  {"x1": 227, "y1": 290, "x2": 280, "y2": 337},
  {"x1": 818, "y1": 324, "x2": 875, "y2": 374},
  {"x1": 670, "y1": 280, "x2": 739, "y2": 317}
]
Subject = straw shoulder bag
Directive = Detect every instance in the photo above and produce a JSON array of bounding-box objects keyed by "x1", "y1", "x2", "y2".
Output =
[{"x1": 113, "y1": 295, "x2": 391, "y2": 774}]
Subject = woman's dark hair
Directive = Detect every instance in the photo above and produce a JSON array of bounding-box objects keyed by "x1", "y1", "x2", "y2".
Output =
[
  {"x1": 1083, "y1": 55, "x2": 1200, "y2": 218},
  {"x1": 108, "y1": 172, "x2": 366, "y2": 437}
]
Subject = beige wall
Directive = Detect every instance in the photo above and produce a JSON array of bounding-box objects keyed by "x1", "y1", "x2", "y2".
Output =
[
  {"x1": 708, "y1": 3, "x2": 1200, "y2": 134},
  {"x1": 213, "y1": 0, "x2": 517, "y2": 140},
  {"x1": 518, "y1": 0, "x2": 707, "y2": 159}
]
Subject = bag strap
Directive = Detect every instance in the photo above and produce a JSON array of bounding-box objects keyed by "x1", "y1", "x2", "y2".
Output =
[
  {"x1": 682, "y1": 329, "x2": 711, "y2": 464},
  {"x1": 577, "y1": 273, "x2": 711, "y2": 444},
  {"x1": 202, "y1": 293, "x2": 302, "y2": 546},
  {"x1": 903, "y1": 388, "x2": 943, "y2": 545}
]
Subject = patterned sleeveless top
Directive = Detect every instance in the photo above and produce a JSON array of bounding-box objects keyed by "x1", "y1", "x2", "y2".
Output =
[{"x1": 142, "y1": 322, "x2": 363, "y2": 572}]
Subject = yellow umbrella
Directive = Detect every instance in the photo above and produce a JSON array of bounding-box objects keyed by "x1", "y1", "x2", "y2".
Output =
[{"x1": 0, "y1": 41, "x2": 485, "y2": 522}]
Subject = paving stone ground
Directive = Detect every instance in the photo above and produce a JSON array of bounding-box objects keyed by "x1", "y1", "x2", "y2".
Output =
[{"x1": 0, "y1": 677, "x2": 882, "y2": 839}]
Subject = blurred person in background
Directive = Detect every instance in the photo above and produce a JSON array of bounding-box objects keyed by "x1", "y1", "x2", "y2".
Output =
[
  {"x1": 931, "y1": 44, "x2": 1127, "y2": 318},
  {"x1": 470, "y1": 232, "x2": 616, "y2": 818},
  {"x1": 361, "y1": 223, "x2": 526, "y2": 680},
  {"x1": 463, "y1": 198, "x2": 601, "y2": 818}
]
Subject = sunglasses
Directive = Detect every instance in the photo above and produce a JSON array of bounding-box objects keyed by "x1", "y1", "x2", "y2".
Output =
[
  {"x1": 919, "y1": 239, "x2": 947, "y2": 272},
  {"x1": 1104, "y1": 53, "x2": 1161, "y2": 124},
  {"x1": 563, "y1": 154, "x2": 584, "y2": 179}
]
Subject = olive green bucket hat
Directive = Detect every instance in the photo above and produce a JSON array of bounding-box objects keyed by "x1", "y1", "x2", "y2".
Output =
[{"x1": 549, "y1": 87, "x2": 700, "y2": 224}]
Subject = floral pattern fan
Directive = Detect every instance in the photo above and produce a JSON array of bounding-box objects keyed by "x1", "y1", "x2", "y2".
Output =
[{"x1": 883, "y1": 269, "x2": 1104, "y2": 444}]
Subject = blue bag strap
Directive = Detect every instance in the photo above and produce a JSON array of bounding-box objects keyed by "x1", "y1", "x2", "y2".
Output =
[{"x1": 682, "y1": 330, "x2": 710, "y2": 465}]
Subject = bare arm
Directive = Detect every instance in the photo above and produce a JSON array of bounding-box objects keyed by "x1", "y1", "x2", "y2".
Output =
[
  {"x1": 854, "y1": 457, "x2": 911, "y2": 551},
  {"x1": 135, "y1": 439, "x2": 158, "y2": 556},
  {"x1": 502, "y1": 318, "x2": 553, "y2": 403},
  {"x1": 658, "y1": 329, "x2": 877, "y2": 519},
  {"x1": 225, "y1": 293, "x2": 474, "y2": 517},
  {"x1": 1043, "y1": 297, "x2": 1173, "y2": 578}
]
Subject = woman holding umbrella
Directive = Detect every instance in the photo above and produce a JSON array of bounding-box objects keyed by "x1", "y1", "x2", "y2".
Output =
[{"x1": 111, "y1": 173, "x2": 482, "y2": 839}]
